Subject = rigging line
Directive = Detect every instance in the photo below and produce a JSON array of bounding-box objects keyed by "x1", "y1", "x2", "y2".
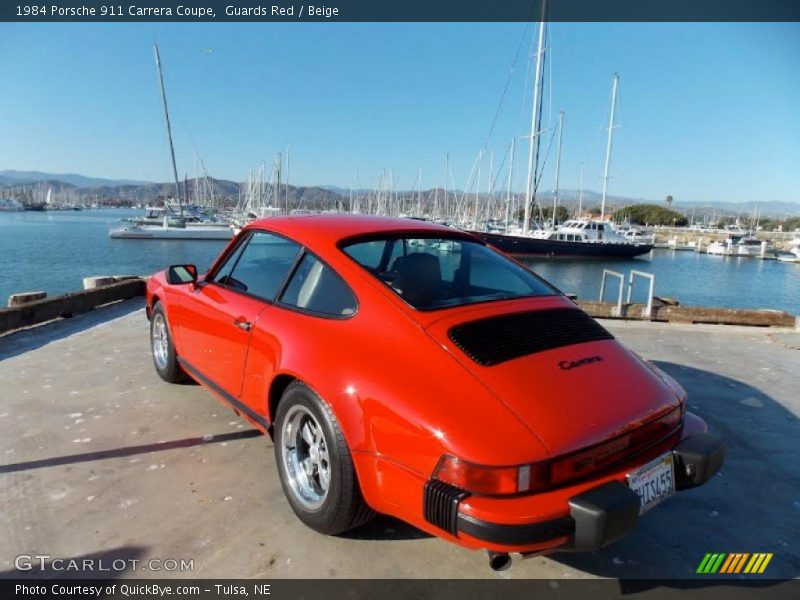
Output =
[
  {"x1": 489, "y1": 141, "x2": 513, "y2": 196},
  {"x1": 484, "y1": 141, "x2": 514, "y2": 218},
  {"x1": 481, "y1": 21, "x2": 532, "y2": 150},
  {"x1": 459, "y1": 151, "x2": 482, "y2": 208},
  {"x1": 534, "y1": 125, "x2": 558, "y2": 199}
]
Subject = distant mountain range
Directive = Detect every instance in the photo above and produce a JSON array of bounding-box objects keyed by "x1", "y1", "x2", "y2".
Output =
[
  {"x1": 2, "y1": 170, "x2": 798, "y2": 217},
  {"x1": 0, "y1": 170, "x2": 152, "y2": 188},
  {"x1": 551, "y1": 189, "x2": 800, "y2": 217}
]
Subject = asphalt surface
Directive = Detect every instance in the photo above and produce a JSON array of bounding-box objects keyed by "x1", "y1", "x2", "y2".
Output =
[{"x1": 0, "y1": 298, "x2": 798, "y2": 580}]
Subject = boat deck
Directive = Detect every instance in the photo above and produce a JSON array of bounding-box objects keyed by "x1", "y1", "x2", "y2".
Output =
[{"x1": 1, "y1": 299, "x2": 798, "y2": 579}]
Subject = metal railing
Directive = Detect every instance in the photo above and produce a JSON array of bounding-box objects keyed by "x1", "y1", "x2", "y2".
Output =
[
  {"x1": 599, "y1": 269, "x2": 656, "y2": 318},
  {"x1": 627, "y1": 270, "x2": 656, "y2": 318},
  {"x1": 599, "y1": 269, "x2": 625, "y2": 317}
]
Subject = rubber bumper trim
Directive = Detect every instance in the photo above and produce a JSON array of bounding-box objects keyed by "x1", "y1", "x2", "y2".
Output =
[
  {"x1": 565, "y1": 481, "x2": 640, "y2": 551},
  {"x1": 672, "y1": 432, "x2": 724, "y2": 489},
  {"x1": 456, "y1": 512, "x2": 575, "y2": 546},
  {"x1": 456, "y1": 481, "x2": 639, "y2": 550}
]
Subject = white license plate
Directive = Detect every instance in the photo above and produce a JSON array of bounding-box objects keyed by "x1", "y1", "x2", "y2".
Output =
[{"x1": 627, "y1": 453, "x2": 675, "y2": 515}]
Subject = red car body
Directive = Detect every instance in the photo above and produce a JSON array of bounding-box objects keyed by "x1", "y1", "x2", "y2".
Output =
[{"x1": 146, "y1": 215, "x2": 723, "y2": 558}]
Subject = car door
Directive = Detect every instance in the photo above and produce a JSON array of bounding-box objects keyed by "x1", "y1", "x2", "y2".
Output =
[{"x1": 178, "y1": 230, "x2": 302, "y2": 398}]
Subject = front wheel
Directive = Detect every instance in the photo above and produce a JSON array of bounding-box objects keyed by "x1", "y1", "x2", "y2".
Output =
[
  {"x1": 274, "y1": 382, "x2": 374, "y2": 534},
  {"x1": 150, "y1": 302, "x2": 188, "y2": 383}
]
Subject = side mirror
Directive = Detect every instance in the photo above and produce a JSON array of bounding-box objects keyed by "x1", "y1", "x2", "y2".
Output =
[{"x1": 167, "y1": 264, "x2": 198, "y2": 285}]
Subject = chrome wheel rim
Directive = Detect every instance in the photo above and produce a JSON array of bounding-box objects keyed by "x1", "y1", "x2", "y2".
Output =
[
  {"x1": 152, "y1": 313, "x2": 169, "y2": 370},
  {"x1": 281, "y1": 406, "x2": 331, "y2": 510}
]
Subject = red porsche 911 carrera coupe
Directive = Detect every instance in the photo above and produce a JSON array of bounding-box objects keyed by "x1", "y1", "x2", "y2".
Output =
[{"x1": 146, "y1": 214, "x2": 723, "y2": 569}]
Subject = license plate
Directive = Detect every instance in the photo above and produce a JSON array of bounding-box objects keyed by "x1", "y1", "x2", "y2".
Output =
[{"x1": 627, "y1": 453, "x2": 675, "y2": 515}]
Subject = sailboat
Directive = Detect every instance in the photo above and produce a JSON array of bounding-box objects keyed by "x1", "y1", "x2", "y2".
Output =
[
  {"x1": 470, "y1": 5, "x2": 653, "y2": 259},
  {"x1": 109, "y1": 44, "x2": 234, "y2": 241}
]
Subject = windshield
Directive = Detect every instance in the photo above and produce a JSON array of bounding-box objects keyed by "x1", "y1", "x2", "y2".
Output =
[{"x1": 342, "y1": 236, "x2": 558, "y2": 310}]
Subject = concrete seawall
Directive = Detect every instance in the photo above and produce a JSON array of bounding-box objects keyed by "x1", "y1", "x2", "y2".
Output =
[
  {"x1": 0, "y1": 278, "x2": 145, "y2": 335},
  {"x1": 576, "y1": 300, "x2": 796, "y2": 328}
]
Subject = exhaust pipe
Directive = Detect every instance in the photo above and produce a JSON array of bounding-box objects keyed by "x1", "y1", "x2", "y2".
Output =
[{"x1": 487, "y1": 551, "x2": 512, "y2": 571}]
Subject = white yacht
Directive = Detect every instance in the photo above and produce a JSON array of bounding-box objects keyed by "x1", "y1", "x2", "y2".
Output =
[
  {"x1": 531, "y1": 219, "x2": 632, "y2": 244},
  {"x1": 0, "y1": 198, "x2": 23, "y2": 211},
  {"x1": 706, "y1": 234, "x2": 770, "y2": 257},
  {"x1": 109, "y1": 214, "x2": 234, "y2": 240},
  {"x1": 615, "y1": 223, "x2": 655, "y2": 244}
]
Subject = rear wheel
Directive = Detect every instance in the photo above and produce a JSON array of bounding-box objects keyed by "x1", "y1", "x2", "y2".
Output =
[
  {"x1": 150, "y1": 302, "x2": 188, "y2": 383},
  {"x1": 274, "y1": 381, "x2": 374, "y2": 534}
]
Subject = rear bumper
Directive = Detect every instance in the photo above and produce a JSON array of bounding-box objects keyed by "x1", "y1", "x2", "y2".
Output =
[{"x1": 428, "y1": 431, "x2": 724, "y2": 552}]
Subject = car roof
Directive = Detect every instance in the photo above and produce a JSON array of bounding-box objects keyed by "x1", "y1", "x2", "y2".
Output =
[{"x1": 244, "y1": 214, "x2": 471, "y2": 247}]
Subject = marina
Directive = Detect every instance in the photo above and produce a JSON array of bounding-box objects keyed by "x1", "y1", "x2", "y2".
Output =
[{"x1": 1, "y1": 209, "x2": 798, "y2": 315}]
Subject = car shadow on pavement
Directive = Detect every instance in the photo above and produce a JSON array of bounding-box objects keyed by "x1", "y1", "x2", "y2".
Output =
[
  {"x1": 0, "y1": 546, "x2": 147, "y2": 580},
  {"x1": 550, "y1": 361, "x2": 800, "y2": 582},
  {"x1": 0, "y1": 297, "x2": 145, "y2": 361},
  {"x1": 342, "y1": 514, "x2": 432, "y2": 541},
  {"x1": 0, "y1": 429, "x2": 262, "y2": 475}
]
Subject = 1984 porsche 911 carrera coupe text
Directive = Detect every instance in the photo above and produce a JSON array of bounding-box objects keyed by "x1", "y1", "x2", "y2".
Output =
[{"x1": 146, "y1": 215, "x2": 724, "y2": 570}]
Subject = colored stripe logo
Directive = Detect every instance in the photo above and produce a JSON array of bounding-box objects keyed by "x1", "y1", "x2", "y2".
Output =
[{"x1": 697, "y1": 553, "x2": 773, "y2": 574}]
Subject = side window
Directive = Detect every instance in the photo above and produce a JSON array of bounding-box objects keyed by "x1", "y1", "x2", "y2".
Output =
[
  {"x1": 212, "y1": 233, "x2": 251, "y2": 285},
  {"x1": 217, "y1": 231, "x2": 301, "y2": 301},
  {"x1": 280, "y1": 254, "x2": 357, "y2": 317}
]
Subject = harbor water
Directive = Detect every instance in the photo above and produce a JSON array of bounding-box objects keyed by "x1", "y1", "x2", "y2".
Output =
[{"x1": 0, "y1": 209, "x2": 798, "y2": 315}]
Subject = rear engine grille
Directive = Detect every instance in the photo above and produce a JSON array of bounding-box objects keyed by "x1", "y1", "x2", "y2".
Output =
[
  {"x1": 423, "y1": 480, "x2": 470, "y2": 536},
  {"x1": 448, "y1": 307, "x2": 614, "y2": 367}
]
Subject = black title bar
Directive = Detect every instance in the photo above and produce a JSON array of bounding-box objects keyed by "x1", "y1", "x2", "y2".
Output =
[{"x1": 3, "y1": 0, "x2": 800, "y2": 23}]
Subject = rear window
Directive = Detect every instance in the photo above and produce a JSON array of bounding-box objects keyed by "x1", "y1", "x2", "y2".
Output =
[{"x1": 341, "y1": 236, "x2": 557, "y2": 310}]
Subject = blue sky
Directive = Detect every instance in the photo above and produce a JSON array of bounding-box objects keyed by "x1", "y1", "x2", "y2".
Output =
[{"x1": 0, "y1": 22, "x2": 798, "y2": 204}]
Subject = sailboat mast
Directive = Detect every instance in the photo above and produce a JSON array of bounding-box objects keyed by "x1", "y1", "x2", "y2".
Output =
[
  {"x1": 487, "y1": 150, "x2": 494, "y2": 221},
  {"x1": 153, "y1": 43, "x2": 183, "y2": 219},
  {"x1": 417, "y1": 167, "x2": 422, "y2": 216},
  {"x1": 523, "y1": 0, "x2": 547, "y2": 234},
  {"x1": 552, "y1": 110, "x2": 564, "y2": 227},
  {"x1": 578, "y1": 161, "x2": 584, "y2": 218},
  {"x1": 600, "y1": 72, "x2": 619, "y2": 221},
  {"x1": 275, "y1": 153, "x2": 282, "y2": 211},
  {"x1": 443, "y1": 152, "x2": 449, "y2": 221},
  {"x1": 473, "y1": 149, "x2": 483, "y2": 229},
  {"x1": 505, "y1": 137, "x2": 515, "y2": 230},
  {"x1": 285, "y1": 145, "x2": 290, "y2": 213}
]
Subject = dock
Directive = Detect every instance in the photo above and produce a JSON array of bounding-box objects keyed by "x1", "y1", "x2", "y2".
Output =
[{"x1": 1, "y1": 298, "x2": 798, "y2": 579}]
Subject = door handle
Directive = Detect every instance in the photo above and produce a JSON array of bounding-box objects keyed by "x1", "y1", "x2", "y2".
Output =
[{"x1": 233, "y1": 318, "x2": 252, "y2": 331}]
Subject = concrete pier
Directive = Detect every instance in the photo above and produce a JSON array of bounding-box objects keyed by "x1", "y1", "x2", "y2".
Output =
[{"x1": 0, "y1": 299, "x2": 798, "y2": 579}]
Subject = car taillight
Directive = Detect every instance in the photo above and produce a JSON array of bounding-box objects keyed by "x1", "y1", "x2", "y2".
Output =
[
  {"x1": 432, "y1": 455, "x2": 550, "y2": 496},
  {"x1": 433, "y1": 406, "x2": 683, "y2": 496},
  {"x1": 551, "y1": 406, "x2": 683, "y2": 486}
]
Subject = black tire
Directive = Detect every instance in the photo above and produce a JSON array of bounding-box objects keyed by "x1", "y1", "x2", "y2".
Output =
[
  {"x1": 274, "y1": 381, "x2": 374, "y2": 535},
  {"x1": 149, "y1": 302, "x2": 189, "y2": 384}
]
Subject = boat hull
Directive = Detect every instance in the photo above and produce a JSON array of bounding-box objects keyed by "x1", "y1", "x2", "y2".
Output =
[
  {"x1": 109, "y1": 227, "x2": 233, "y2": 240},
  {"x1": 473, "y1": 231, "x2": 654, "y2": 259}
]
